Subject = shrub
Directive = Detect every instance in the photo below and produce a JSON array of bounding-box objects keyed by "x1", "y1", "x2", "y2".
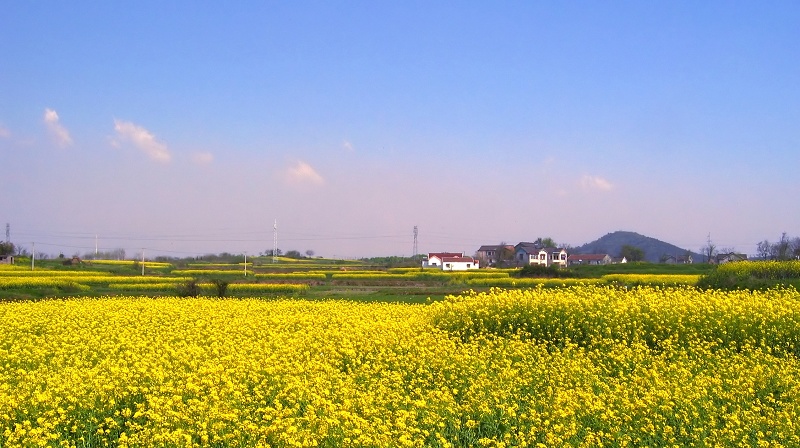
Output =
[
  {"x1": 518, "y1": 264, "x2": 571, "y2": 278},
  {"x1": 210, "y1": 279, "x2": 229, "y2": 298},
  {"x1": 176, "y1": 279, "x2": 201, "y2": 297}
]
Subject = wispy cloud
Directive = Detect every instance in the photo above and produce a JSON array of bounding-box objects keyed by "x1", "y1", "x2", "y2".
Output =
[
  {"x1": 285, "y1": 160, "x2": 325, "y2": 186},
  {"x1": 113, "y1": 119, "x2": 171, "y2": 163},
  {"x1": 342, "y1": 140, "x2": 355, "y2": 152},
  {"x1": 0, "y1": 125, "x2": 10, "y2": 138},
  {"x1": 43, "y1": 108, "x2": 72, "y2": 147},
  {"x1": 192, "y1": 151, "x2": 214, "y2": 165},
  {"x1": 580, "y1": 175, "x2": 613, "y2": 191}
]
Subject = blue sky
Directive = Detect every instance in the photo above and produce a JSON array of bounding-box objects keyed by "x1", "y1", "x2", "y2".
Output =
[{"x1": 1, "y1": 2, "x2": 798, "y2": 258}]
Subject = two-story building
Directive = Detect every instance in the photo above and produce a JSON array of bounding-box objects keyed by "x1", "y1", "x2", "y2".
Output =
[
  {"x1": 529, "y1": 247, "x2": 569, "y2": 268},
  {"x1": 476, "y1": 245, "x2": 514, "y2": 267},
  {"x1": 514, "y1": 242, "x2": 541, "y2": 264}
]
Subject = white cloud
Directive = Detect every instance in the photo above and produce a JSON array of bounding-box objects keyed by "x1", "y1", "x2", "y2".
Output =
[
  {"x1": 113, "y1": 119, "x2": 171, "y2": 163},
  {"x1": 192, "y1": 151, "x2": 214, "y2": 165},
  {"x1": 342, "y1": 140, "x2": 354, "y2": 152},
  {"x1": 43, "y1": 108, "x2": 72, "y2": 147},
  {"x1": 580, "y1": 175, "x2": 613, "y2": 191},
  {"x1": 285, "y1": 160, "x2": 325, "y2": 186}
]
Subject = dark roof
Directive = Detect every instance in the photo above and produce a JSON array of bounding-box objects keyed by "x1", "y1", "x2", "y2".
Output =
[
  {"x1": 428, "y1": 252, "x2": 463, "y2": 259},
  {"x1": 515, "y1": 242, "x2": 540, "y2": 253},
  {"x1": 477, "y1": 245, "x2": 513, "y2": 252}
]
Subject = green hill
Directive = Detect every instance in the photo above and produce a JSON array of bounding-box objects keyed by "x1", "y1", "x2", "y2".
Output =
[{"x1": 572, "y1": 231, "x2": 701, "y2": 263}]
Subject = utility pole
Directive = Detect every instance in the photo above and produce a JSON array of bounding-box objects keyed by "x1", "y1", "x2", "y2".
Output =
[
  {"x1": 95, "y1": 234, "x2": 98, "y2": 256},
  {"x1": 141, "y1": 249, "x2": 145, "y2": 276},
  {"x1": 244, "y1": 252, "x2": 247, "y2": 277},
  {"x1": 31, "y1": 242, "x2": 35, "y2": 270}
]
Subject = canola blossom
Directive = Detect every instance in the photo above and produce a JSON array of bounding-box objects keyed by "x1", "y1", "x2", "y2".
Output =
[{"x1": 2, "y1": 287, "x2": 800, "y2": 447}]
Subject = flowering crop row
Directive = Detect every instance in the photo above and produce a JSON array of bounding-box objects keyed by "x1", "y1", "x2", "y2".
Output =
[
  {"x1": 221, "y1": 283, "x2": 309, "y2": 294},
  {"x1": 105, "y1": 283, "x2": 309, "y2": 295},
  {"x1": 107, "y1": 283, "x2": 183, "y2": 292},
  {"x1": 465, "y1": 278, "x2": 603, "y2": 288},
  {"x1": 2, "y1": 287, "x2": 800, "y2": 447},
  {"x1": 170, "y1": 269, "x2": 249, "y2": 276},
  {"x1": 600, "y1": 274, "x2": 701, "y2": 286},
  {"x1": 0, "y1": 276, "x2": 189, "y2": 291},
  {"x1": 0, "y1": 277, "x2": 91, "y2": 291},
  {"x1": 464, "y1": 275, "x2": 699, "y2": 288},
  {"x1": 0, "y1": 265, "x2": 25, "y2": 270},
  {"x1": 0, "y1": 270, "x2": 112, "y2": 277},
  {"x1": 187, "y1": 263, "x2": 253, "y2": 267},
  {"x1": 255, "y1": 273, "x2": 328, "y2": 281},
  {"x1": 716, "y1": 260, "x2": 800, "y2": 279},
  {"x1": 87, "y1": 260, "x2": 172, "y2": 269}
]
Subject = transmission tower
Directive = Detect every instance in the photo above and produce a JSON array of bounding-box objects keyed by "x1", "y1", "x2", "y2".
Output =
[
  {"x1": 273, "y1": 219, "x2": 278, "y2": 263},
  {"x1": 4, "y1": 223, "x2": 9, "y2": 242},
  {"x1": 413, "y1": 225, "x2": 418, "y2": 259}
]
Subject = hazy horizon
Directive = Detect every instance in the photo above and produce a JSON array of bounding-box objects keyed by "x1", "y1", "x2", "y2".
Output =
[{"x1": 2, "y1": 2, "x2": 798, "y2": 259}]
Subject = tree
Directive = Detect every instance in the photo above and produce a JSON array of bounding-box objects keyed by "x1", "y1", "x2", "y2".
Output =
[
  {"x1": 305, "y1": 250, "x2": 315, "y2": 257},
  {"x1": 792, "y1": 237, "x2": 800, "y2": 260},
  {"x1": 701, "y1": 233, "x2": 717, "y2": 263},
  {"x1": 284, "y1": 250, "x2": 303, "y2": 259},
  {"x1": 757, "y1": 233, "x2": 796, "y2": 260},
  {"x1": 0, "y1": 241, "x2": 15, "y2": 256},
  {"x1": 756, "y1": 240, "x2": 771, "y2": 260},
  {"x1": 620, "y1": 245, "x2": 644, "y2": 262},
  {"x1": 534, "y1": 237, "x2": 558, "y2": 248},
  {"x1": 496, "y1": 242, "x2": 516, "y2": 266},
  {"x1": 263, "y1": 249, "x2": 282, "y2": 257},
  {"x1": 774, "y1": 232, "x2": 791, "y2": 260}
]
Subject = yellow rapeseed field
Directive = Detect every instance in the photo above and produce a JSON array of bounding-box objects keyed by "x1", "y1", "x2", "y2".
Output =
[{"x1": 2, "y1": 286, "x2": 800, "y2": 447}]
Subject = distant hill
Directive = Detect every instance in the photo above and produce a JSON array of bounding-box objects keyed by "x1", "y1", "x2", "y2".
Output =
[{"x1": 571, "y1": 231, "x2": 701, "y2": 263}]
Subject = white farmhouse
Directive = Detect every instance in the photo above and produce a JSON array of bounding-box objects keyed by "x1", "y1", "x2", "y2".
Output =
[
  {"x1": 440, "y1": 256, "x2": 480, "y2": 271},
  {"x1": 422, "y1": 252, "x2": 479, "y2": 270},
  {"x1": 528, "y1": 247, "x2": 569, "y2": 268},
  {"x1": 422, "y1": 252, "x2": 463, "y2": 268}
]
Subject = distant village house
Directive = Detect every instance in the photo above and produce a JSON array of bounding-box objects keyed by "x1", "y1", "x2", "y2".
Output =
[
  {"x1": 716, "y1": 253, "x2": 747, "y2": 264},
  {"x1": 662, "y1": 254, "x2": 693, "y2": 264},
  {"x1": 567, "y1": 253, "x2": 612, "y2": 266},
  {"x1": 422, "y1": 252, "x2": 479, "y2": 271},
  {"x1": 0, "y1": 254, "x2": 13, "y2": 265}
]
